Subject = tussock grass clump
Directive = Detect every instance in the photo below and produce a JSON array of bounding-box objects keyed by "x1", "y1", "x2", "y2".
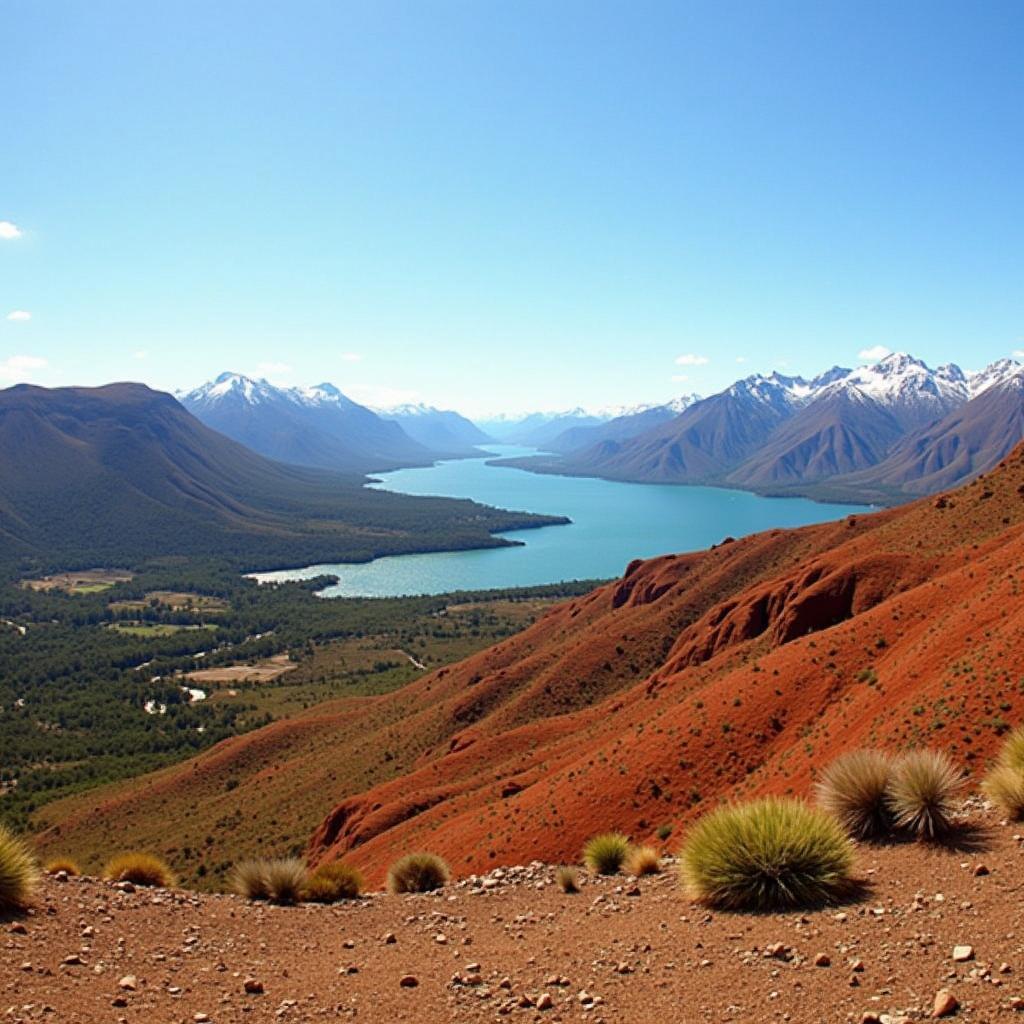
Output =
[
  {"x1": 103, "y1": 852, "x2": 175, "y2": 888},
  {"x1": 815, "y1": 749, "x2": 895, "y2": 840},
  {"x1": 387, "y1": 852, "x2": 450, "y2": 894},
  {"x1": 556, "y1": 866, "x2": 580, "y2": 893},
  {"x1": 582, "y1": 833, "x2": 631, "y2": 875},
  {"x1": 995, "y1": 727, "x2": 1024, "y2": 772},
  {"x1": 982, "y1": 763, "x2": 1024, "y2": 820},
  {"x1": 624, "y1": 844, "x2": 662, "y2": 876},
  {"x1": 262, "y1": 859, "x2": 308, "y2": 904},
  {"x1": 230, "y1": 859, "x2": 272, "y2": 900},
  {"x1": 679, "y1": 798, "x2": 855, "y2": 911},
  {"x1": 886, "y1": 749, "x2": 964, "y2": 839},
  {"x1": 0, "y1": 824, "x2": 39, "y2": 912},
  {"x1": 43, "y1": 857, "x2": 81, "y2": 876},
  {"x1": 303, "y1": 861, "x2": 364, "y2": 903},
  {"x1": 230, "y1": 858, "x2": 308, "y2": 903}
]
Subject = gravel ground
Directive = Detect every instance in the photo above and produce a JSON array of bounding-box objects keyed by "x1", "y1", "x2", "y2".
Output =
[{"x1": 4, "y1": 811, "x2": 1024, "y2": 1023}]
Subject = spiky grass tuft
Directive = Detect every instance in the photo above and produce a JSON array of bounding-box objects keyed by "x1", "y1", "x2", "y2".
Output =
[
  {"x1": 995, "y1": 727, "x2": 1024, "y2": 772},
  {"x1": 582, "y1": 833, "x2": 631, "y2": 875},
  {"x1": 303, "y1": 861, "x2": 364, "y2": 903},
  {"x1": 814, "y1": 749, "x2": 896, "y2": 840},
  {"x1": 230, "y1": 859, "x2": 272, "y2": 900},
  {"x1": 261, "y1": 859, "x2": 307, "y2": 904},
  {"x1": 43, "y1": 857, "x2": 81, "y2": 876},
  {"x1": 387, "y1": 852, "x2": 450, "y2": 894},
  {"x1": 982, "y1": 763, "x2": 1024, "y2": 820},
  {"x1": 103, "y1": 852, "x2": 175, "y2": 888},
  {"x1": 556, "y1": 866, "x2": 580, "y2": 893},
  {"x1": 886, "y1": 749, "x2": 964, "y2": 839},
  {"x1": 0, "y1": 824, "x2": 39, "y2": 912},
  {"x1": 624, "y1": 844, "x2": 662, "y2": 876},
  {"x1": 679, "y1": 798, "x2": 855, "y2": 911}
]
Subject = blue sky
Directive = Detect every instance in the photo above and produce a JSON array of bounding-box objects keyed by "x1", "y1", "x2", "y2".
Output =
[{"x1": 2, "y1": 0, "x2": 1022, "y2": 416}]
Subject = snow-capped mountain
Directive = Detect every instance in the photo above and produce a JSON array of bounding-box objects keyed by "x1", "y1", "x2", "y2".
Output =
[
  {"x1": 180, "y1": 373, "x2": 434, "y2": 472},
  {"x1": 375, "y1": 403, "x2": 494, "y2": 452},
  {"x1": 495, "y1": 352, "x2": 1024, "y2": 501}
]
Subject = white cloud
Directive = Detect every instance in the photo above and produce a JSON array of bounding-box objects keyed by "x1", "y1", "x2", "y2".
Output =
[
  {"x1": 340, "y1": 352, "x2": 361, "y2": 363},
  {"x1": 133, "y1": 350, "x2": 149, "y2": 360},
  {"x1": 675, "y1": 353, "x2": 709, "y2": 366},
  {"x1": 0, "y1": 221, "x2": 22, "y2": 240},
  {"x1": 0, "y1": 354, "x2": 47, "y2": 382},
  {"x1": 735, "y1": 356, "x2": 748, "y2": 364},
  {"x1": 6, "y1": 310, "x2": 31, "y2": 321},
  {"x1": 671, "y1": 374, "x2": 689, "y2": 382},
  {"x1": 858, "y1": 344, "x2": 891, "y2": 362},
  {"x1": 1013, "y1": 349, "x2": 1024, "y2": 359}
]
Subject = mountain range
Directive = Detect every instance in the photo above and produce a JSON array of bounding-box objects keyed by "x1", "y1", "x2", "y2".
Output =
[
  {"x1": 180, "y1": 373, "x2": 488, "y2": 473},
  {"x1": 495, "y1": 354, "x2": 1024, "y2": 503},
  {"x1": 0, "y1": 382, "x2": 565, "y2": 569}
]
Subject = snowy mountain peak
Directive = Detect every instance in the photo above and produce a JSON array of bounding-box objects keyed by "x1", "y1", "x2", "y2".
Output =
[
  {"x1": 187, "y1": 372, "x2": 275, "y2": 405},
  {"x1": 822, "y1": 352, "x2": 969, "y2": 409}
]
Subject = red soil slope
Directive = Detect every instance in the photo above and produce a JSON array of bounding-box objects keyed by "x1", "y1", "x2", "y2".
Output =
[
  {"x1": 37, "y1": 446, "x2": 1024, "y2": 888},
  {"x1": 308, "y1": 446, "x2": 1024, "y2": 883}
]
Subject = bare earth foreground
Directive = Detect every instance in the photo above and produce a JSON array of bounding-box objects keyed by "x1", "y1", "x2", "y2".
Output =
[{"x1": 4, "y1": 810, "x2": 1024, "y2": 1024}]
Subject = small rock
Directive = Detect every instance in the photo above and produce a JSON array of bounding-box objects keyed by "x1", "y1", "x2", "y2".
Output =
[
  {"x1": 194, "y1": 1015, "x2": 211, "y2": 1023},
  {"x1": 814, "y1": 953, "x2": 831, "y2": 967},
  {"x1": 243, "y1": 978, "x2": 264, "y2": 995},
  {"x1": 952, "y1": 946, "x2": 975, "y2": 963},
  {"x1": 973, "y1": 864, "x2": 989, "y2": 877},
  {"x1": 383, "y1": 932, "x2": 397, "y2": 944},
  {"x1": 932, "y1": 989, "x2": 958, "y2": 1018},
  {"x1": 537, "y1": 993, "x2": 554, "y2": 1010},
  {"x1": 399, "y1": 974, "x2": 419, "y2": 988},
  {"x1": 118, "y1": 976, "x2": 137, "y2": 992}
]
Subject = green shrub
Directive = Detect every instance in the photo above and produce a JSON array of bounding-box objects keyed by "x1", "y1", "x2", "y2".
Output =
[
  {"x1": 656, "y1": 823, "x2": 673, "y2": 841},
  {"x1": 103, "y1": 852, "x2": 175, "y2": 888},
  {"x1": 814, "y1": 749, "x2": 895, "y2": 839},
  {"x1": 387, "y1": 852, "x2": 450, "y2": 894},
  {"x1": 303, "y1": 861, "x2": 364, "y2": 902},
  {"x1": 886, "y1": 749, "x2": 964, "y2": 839},
  {"x1": 582, "y1": 833, "x2": 631, "y2": 875},
  {"x1": 982, "y1": 763, "x2": 1024, "y2": 820},
  {"x1": 624, "y1": 844, "x2": 661, "y2": 876},
  {"x1": 43, "y1": 857, "x2": 81, "y2": 876},
  {"x1": 679, "y1": 798, "x2": 855, "y2": 911},
  {"x1": 555, "y1": 865, "x2": 580, "y2": 893},
  {"x1": 0, "y1": 824, "x2": 39, "y2": 912}
]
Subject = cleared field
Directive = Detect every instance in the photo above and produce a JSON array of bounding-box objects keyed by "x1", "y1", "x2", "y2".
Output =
[
  {"x1": 108, "y1": 622, "x2": 214, "y2": 637},
  {"x1": 187, "y1": 653, "x2": 295, "y2": 684},
  {"x1": 109, "y1": 590, "x2": 229, "y2": 613},
  {"x1": 22, "y1": 569, "x2": 133, "y2": 593}
]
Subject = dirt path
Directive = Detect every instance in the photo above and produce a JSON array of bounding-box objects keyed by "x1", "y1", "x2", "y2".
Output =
[{"x1": 4, "y1": 810, "x2": 1023, "y2": 1023}]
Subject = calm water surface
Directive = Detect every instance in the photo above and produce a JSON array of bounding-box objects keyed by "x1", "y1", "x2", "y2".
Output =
[{"x1": 254, "y1": 447, "x2": 865, "y2": 597}]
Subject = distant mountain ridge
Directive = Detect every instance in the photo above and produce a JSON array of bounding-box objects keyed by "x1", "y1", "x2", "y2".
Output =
[
  {"x1": 181, "y1": 373, "x2": 441, "y2": 473},
  {"x1": 0, "y1": 382, "x2": 567, "y2": 569},
  {"x1": 494, "y1": 353, "x2": 1024, "y2": 503},
  {"x1": 375, "y1": 403, "x2": 493, "y2": 453}
]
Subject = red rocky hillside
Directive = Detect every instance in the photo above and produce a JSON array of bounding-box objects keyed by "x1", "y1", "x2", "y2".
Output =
[{"x1": 308, "y1": 444, "x2": 1024, "y2": 883}]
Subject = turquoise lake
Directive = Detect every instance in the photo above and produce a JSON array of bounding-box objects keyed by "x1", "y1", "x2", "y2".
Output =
[{"x1": 254, "y1": 447, "x2": 867, "y2": 597}]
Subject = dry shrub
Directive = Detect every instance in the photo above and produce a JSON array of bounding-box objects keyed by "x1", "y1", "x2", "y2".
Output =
[
  {"x1": 103, "y1": 852, "x2": 175, "y2": 888},
  {"x1": 995, "y1": 727, "x2": 1024, "y2": 772},
  {"x1": 624, "y1": 844, "x2": 661, "y2": 876},
  {"x1": 230, "y1": 859, "x2": 271, "y2": 900},
  {"x1": 886, "y1": 749, "x2": 964, "y2": 839},
  {"x1": 43, "y1": 857, "x2": 81, "y2": 876},
  {"x1": 982, "y1": 763, "x2": 1024, "y2": 820},
  {"x1": 303, "y1": 861, "x2": 364, "y2": 903},
  {"x1": 556, "y1": 866, "x2": 580, "y2": 893},
  {"x1": 679, "y1": 798, "x2": 855, "y2": 911},
  {"x1": 815, "y1": 749, "x2": 895, "y2": 840},
  {"x1": 0, "y1": 824, "x2": 39, "y2": 912},
  {"x1": 582, "y1": 833, "x2": 631, "y2": 875},
  {"x1": 387, "y1": 852, "x2": 450, "y2": 894}
]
